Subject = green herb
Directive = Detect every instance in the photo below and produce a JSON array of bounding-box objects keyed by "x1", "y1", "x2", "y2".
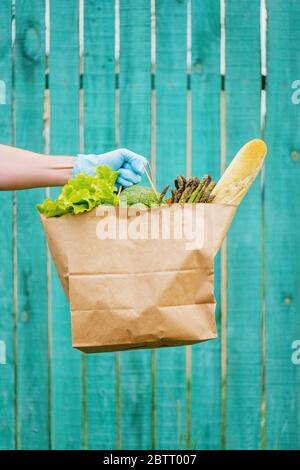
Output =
[{"x1": 37, "y1": 165, "x2": 119, "y2": 218}]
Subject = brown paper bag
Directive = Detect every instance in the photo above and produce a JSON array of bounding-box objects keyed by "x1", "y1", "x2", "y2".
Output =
[{"x1": 40, "y1": 203, "x2": 236, "y2": 353}]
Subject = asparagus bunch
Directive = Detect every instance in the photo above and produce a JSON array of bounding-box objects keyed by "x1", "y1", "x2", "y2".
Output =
[{"x1": 169, "y1": 175, "x2": 216, "y2": 204}]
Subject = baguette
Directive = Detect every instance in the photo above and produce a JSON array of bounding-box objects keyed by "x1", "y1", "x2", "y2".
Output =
[{"x1": 211, "y1": 138, "x2": 267, "y2": 206}]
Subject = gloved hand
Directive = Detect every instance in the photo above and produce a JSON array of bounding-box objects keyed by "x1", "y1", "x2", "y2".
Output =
[{"x1": 73, "y1": 148, "x2": 148, "y2": 188}]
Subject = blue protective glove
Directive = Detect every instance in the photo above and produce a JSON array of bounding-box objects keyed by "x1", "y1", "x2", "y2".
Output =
[{"x1": 73, "y1": 148, "x2": 148, "y2": 188}]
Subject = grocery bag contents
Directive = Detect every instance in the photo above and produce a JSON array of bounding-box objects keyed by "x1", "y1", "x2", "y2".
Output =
[
  {"x1": 37, "y1": 165, "x2": 119, "y2": 217},
  {"x1": 121, "y1": 185, "x2": 161, "y2": 208},
  {"x1": 37, "y1": 138, "x2": 267, "y2": 217},
  {"x1": 211, "y1": 138, "x2": 267, "y2": 205},
  {"x1": 38, "y1": 138, "x2": 267, "y2": 353},
  {"x1": 168, "y1": 175, "x2": 216, "y2": 204}
]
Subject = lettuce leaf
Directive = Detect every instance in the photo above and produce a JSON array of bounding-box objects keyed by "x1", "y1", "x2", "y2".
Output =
[{"x1": 37, "y1": 165, "x2": 119, "y2": 218}]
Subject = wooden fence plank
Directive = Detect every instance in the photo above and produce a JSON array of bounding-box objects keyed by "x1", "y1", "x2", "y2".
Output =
[
  {"x1": 265, "y1": 0, "x2": 300, "y2": 450},
  {"x1": 190, "y1": 0, "x2": 222, "y2": 450},
  {"x1": 225, "y1": 0, "x2": 262, "y2": 449},
  {"x1": 119, "y1": 0, "x2": 152, "y2": 449},
  {"x1": 15, "y1": 0, "x2": 48, "y2": 449},
  {"x1": 83, "y1": 0, "x2": 117, "y2": 450},
  {"x1": 0, "y1": 0, "x2": 14, "y2": 450},
  {"x1": 155, "y1": 0, "x2": 187, "y2": 449},
  {"x1": 49, "y1": 0, "x2": 83, "y2": 449}
]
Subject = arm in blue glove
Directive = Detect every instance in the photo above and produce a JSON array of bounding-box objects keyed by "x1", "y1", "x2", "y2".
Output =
[
  {"x1": 0, "y1": 145, "x2": 147, "y2": 190},
  {"x1": 74, "y1": 148, "x2": 148, "y2": 188}
]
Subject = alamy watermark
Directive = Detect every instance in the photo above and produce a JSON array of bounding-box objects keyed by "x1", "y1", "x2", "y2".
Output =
[
  {"x1": 291, "y1": 339, "x2": 300, "y2": 365},
  {"x1": 0, "y1": 340, "x2": 6, "y2": 365},
  {"x1": 291, "y1": 80, "x2": 300, "y2": 104},
  {"x1": 95, "y1": 203, "x2": 205, "y2": 251}
]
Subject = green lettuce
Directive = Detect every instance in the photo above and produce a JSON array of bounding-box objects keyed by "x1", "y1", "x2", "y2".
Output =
[{"x1": 37, "y1": 165, "x2": 119, "y2": 218}]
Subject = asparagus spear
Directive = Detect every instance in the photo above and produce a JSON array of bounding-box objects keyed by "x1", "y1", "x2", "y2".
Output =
[
  {"x1": 158, "y1": 185, "x2": 169, "y2": 204},
  {"x1": 180, "y1": 176, "x2": 187, "y2": 187},
  {"x1": 173, "y1": 176, "x2": 186, "y2": 202},
  {"x1": 174, "y1": 187, "x2": 186, "y2": 202},
  {"x1": 175, "y1": 175, "x2": 186, "y2": 190},
  {"x1": 179, "y1": 177, "x2": 199, "y2": 203},
  {"x1": 207, "y1": 194, "x2": 216, "y2": 203},
  {"x1": 188, "y1": 177, "x2": 206, "y2": 203},
  {"x1": 194, "y1": 175, "x2": 211, "y2": 203},
  {"x1": 200, "y1": 181, "x2": 216, "y2": 203},
  {"x1": 174, "y1": 190, "x2": 183, "y2": 203},
  {"x1": 170, "y1": 188, "x2": 176, "y2": 203}
]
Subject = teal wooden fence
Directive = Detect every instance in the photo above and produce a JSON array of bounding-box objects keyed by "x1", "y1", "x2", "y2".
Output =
[{"x1": 0, "y1": 0, "x2": 300, "y2": 450}]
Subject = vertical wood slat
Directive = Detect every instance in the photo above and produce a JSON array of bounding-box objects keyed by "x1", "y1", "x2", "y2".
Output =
[
  {"x1": 155, "y1": 0, "x2": 187, "y2": 449},
  {"x1": 265, "y1": 0, "x2": 300, "y2": 450},
  {"x1": 119, "y1": 0, "x2": 152, "y2": 449},
  {"x1": 190, "y1": 0, "x2": 222, "y2": 450},
  {"x1": 15, "y1": 0, "x2": 48, "y2": 449},
  {"x1": 49, "y1": 0, "x2": 83, "y2": 449},
  {"x1": 0, "y1": 0, "x2": 14, "y2": 450},
  {"x1": 225, "y1": 0, "x2": 262, "y2": 450},
  {"x1": 83, "y1": 0, "x2": 117, "y2": 450}
]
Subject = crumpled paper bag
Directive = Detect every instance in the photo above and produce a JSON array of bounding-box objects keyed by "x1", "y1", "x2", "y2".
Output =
[{"x1": 40, "y1": 203, "x2": 236, "y2": 353}]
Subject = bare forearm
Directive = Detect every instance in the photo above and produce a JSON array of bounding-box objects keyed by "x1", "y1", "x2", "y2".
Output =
[{"x1": 0, "y1": 145, "x2": 75, "y2": 190}]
